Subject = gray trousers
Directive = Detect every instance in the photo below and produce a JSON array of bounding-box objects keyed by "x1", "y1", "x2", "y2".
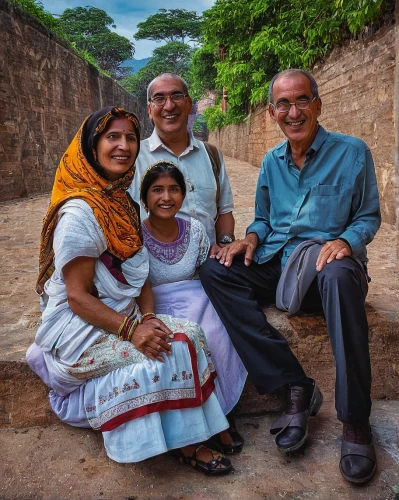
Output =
[{"x1": 200, "y1": 255, "x2": 371, "y2": 424}]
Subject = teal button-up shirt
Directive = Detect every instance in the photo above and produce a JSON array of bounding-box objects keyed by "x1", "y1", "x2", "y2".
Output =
[{"x1": 247, "y1": 125, "x2": 381, "y2": 267}]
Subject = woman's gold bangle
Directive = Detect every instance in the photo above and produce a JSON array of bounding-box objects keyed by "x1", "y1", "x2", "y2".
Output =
[
  {"x1": 117, "y1": 316, "x2": 129, "y2": 339},
  {"x1": 126, "y1": 319, "x2": 139, "y2": 342},
  {"x1": 140, "y1": 312, "x2": 156, "y2": 324}
]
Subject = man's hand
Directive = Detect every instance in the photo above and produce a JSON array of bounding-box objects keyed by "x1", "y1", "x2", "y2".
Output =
[
  {"x1": 316, "y1": 239, "x2": 352, "y2": 272},
  {"x1": 209, "y1": 243, "x2": 223, "y2": 258},
  {"x1": 214, "y1": 233, "x2": 258, "y2": 267}
]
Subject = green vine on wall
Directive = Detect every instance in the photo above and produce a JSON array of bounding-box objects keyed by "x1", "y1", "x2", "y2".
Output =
[
  {"x1": 5, "y1": 0, "x2": 112, "y2": 76},
  {"x1": 200, "y1": 0, "x2": 395, "y2": 130}
]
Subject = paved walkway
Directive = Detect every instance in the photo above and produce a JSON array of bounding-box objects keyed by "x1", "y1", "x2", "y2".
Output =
[{"x1": 0, "y1": 156, "x2": 399, "y2": 499}]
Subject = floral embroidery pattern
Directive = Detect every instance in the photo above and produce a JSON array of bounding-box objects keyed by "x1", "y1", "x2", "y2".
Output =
[
  {"x1": 89, "y1": 388, "x2": 198, "y2": 430},
  {"x1": 99, "y1": 379, "x2": 140, "y2": 405},
  {"x1": 152, "y1": 375, "x2": 160, "y2": 383},
  {"x1": 143, "y1": 218, "x2": 191, "y2": 265}
]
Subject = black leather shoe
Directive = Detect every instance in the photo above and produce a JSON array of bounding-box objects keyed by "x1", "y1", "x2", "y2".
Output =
[
  {"x1": 270, "y1": 378, "x2": 323, "y2": 452},
  {"x1": 339, "y1": 421, "x2": 377, "y2": 484}
]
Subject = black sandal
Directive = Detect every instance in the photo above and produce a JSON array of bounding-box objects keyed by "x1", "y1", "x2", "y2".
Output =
[
  {"x1": 174, "y1": 445, "x2": 233, "y2": 475},
  {"x1": 206, "y1": 414, "x2": 244, "y2": 454}
]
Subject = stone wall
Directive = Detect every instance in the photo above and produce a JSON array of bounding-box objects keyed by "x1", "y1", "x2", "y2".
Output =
[
  {"x1": 0, "y1": 0, "x2": 151, "y2": 202},
  {"x1": 209, "y1": 21, "x2": 397, "y2": 225}
]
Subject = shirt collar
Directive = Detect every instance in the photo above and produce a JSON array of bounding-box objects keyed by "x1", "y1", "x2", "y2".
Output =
[
  {"x1": 279, "y1": 124, "x2": 328, "y2": 161},
  {"x1": 147, "y1": 129, "x2": 199, "y2": 155}
]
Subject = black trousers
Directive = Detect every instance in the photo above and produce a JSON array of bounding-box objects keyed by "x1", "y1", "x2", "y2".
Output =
[{"x1": 200, "y1": 255, "x2": 371, "y2": 424}]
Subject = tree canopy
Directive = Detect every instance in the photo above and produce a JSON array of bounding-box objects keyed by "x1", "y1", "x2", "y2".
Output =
[
  {"x1": 122, "y1": 9, "x2": 203, "y2": 101},
  {"x1": 120, "y1": 42, "x2": 195, "y2": 102},
  {"x1": 134, "y1": 8, "x2": 203, "y2": 44},
  {"x1": 198, "y1": 0, "x2": 394, "y2": 128},
  {"x1": 59, "y1": 6, "x2": 134, "y2": 78}
]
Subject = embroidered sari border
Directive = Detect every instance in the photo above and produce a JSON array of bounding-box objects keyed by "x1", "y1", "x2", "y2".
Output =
[{"x1": 88, "y1": 333, "x2": 216, "y2": 432}]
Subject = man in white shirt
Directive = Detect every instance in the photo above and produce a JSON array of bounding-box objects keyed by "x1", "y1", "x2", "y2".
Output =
[{"x1": 129, "y1": 73, "x2": 235, "y2": 251}]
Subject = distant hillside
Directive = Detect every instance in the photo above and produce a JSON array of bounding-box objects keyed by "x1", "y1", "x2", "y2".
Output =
[{"x1": 121, "y1": 58, "x2": 150, "y2": 73}]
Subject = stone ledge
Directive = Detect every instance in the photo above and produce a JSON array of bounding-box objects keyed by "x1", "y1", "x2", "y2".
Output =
[{"x1": 1, "y1": 301, "x2": 398, "y2": 429}]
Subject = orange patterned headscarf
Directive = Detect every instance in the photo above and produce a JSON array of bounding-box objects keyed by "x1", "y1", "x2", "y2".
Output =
[{"x1": 36, "y1": 107, "x2": 142, "y2": 294}]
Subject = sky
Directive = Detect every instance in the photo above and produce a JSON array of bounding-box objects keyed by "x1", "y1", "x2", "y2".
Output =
[{"x1": 40, "y1": 0, "x2": 216, "y2": 60}]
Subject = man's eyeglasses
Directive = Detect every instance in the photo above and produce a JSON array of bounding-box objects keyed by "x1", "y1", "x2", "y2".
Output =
[
  {"x1": 272, "y1": 97, "x2": 317, "y2": 113},
  {"x1": 149, "y1": 93, "x2": 188, "y2": 106}
]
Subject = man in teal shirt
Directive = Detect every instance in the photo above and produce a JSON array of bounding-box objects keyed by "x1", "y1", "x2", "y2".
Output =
[{"x1": 201, "y1": 69, "x2": 381, "y2": 484}]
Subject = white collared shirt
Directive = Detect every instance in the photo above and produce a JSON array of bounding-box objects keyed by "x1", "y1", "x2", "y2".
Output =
[{"x1": 129, "y1": 129, "x2": 234, "y2": 244}]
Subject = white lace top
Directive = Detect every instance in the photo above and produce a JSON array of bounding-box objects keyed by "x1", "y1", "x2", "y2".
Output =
[{"x1": 143, "y1": 217, "x2": 210, "y2": 287}]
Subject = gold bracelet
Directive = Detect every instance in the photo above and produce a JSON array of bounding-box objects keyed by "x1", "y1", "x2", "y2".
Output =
[
  {"x1": 140, "y1": 312, "x2": 156, "y2": 324},
  {"x1": 126, "y1": 319, "x2": 139, "y2": 342},
  {"x1": 117, "y1": 316, "x2": 129, "y2": 339}
]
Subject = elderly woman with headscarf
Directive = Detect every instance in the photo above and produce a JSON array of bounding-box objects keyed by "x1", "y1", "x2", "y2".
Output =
[{"x1": 27, "y1": 107, "x2": 232, "y2": 475}]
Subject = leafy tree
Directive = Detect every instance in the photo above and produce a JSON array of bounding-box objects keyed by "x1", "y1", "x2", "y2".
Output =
[
  {"x1": 150, "y1": 42, "x2": 193, "y2": 73},
  {"x1": 59, "y1": 7, "x2": 115, "y2": 50},
  {"x1": 201, "y1": 0, "x2": 394, "y2": 124},
  {"x1": 120, "y1": 42, "x2": 194, "y2": 101},
  {"x1": 120, "y1": 60, "x2": 169, "y2": 103},
  {"x1": 7, "y1": 0, "x2": 63, "y2": 35},
  {"x1": 189, "y1": 45, "x2": 219, "y2": 99},
  {"x1": 134, "y1": 9, "x2": 203, "y2": 44},
  {"x1": 85, "y1": 31, "x2": 134, "y2": 78},
  {"x1": 59, "y1": 6, "x2": 134, "y2": 78}
]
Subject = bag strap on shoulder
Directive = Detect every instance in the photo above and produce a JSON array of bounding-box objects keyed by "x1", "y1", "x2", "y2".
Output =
[{"x1": 203, "y1": 141, "x2": 221, "y2": 206}]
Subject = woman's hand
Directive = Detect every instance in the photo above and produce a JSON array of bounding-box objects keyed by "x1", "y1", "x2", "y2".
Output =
[{"x1": 132, "y1": 318, "x2": 173, "y2": 362}]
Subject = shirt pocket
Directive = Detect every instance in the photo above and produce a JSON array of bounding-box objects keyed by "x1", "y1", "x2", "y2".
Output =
[
  {"x1": 309, "y1": 184, "x2": 351, "y2": 233},
  {"x1": 195, "y1": 180, "x2": 217, "y2": 217}
]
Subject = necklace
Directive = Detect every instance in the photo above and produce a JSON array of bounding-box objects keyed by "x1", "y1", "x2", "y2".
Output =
[{"x1": 145, "y1": 217, "x2": 178, "y2": 243}]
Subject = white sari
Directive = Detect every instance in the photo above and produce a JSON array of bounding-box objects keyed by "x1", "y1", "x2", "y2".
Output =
[{"x1": 28, "y1": 200, "x2": 228, "y2": 463}]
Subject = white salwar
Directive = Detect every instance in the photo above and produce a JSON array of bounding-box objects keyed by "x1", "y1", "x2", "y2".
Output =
[
  {"x1": 143, "y1": 217, "x2": 247, "y2": 415},
  {"x1": 28, "y1": 200, "x2": 228, "y2": 463}
]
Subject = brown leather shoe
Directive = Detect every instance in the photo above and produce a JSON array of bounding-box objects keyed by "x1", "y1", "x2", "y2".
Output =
[
  {"x1": 340, "y1": 421, "x2": 377, "y2": 484},
  {"x1": 270, "y1": 379, "x2": 323, "y2": 452}
]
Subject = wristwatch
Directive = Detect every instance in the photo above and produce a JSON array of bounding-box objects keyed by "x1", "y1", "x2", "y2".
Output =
[{"x1": 218, "y1": 234, "x2": 235, "y2": 244}]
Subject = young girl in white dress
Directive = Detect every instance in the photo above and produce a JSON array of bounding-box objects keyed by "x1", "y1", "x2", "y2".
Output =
[{"x1": 140, "y1": 160, "x2": 247, "y2": 454}]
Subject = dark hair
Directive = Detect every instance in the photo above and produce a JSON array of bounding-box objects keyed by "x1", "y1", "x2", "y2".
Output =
[
  {"x1": 140, "y1": 161, "x2": 186, "y2": 207},
  {"x1": 268, "y1": 69, "x2": 319, "y2": 104},
  {"x1": 82, "y1": 106, "x2": 140, "y2": 178}
]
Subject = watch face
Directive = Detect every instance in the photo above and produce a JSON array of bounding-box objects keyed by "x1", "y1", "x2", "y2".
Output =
[{"x1": 219, "y1": 235, "x2": 234, "y2": 244}]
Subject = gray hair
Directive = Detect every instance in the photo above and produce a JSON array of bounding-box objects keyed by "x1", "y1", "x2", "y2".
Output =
[
  {"x1": 268, "y1": 69, "x2": 319, "y2": 104},
  {"x1": 147, "y1": 73, "x2": 189, "y2": 102}
]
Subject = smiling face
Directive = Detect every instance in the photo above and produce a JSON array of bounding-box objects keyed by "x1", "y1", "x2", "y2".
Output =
[
  {"x1": 269, "y1": 73, "x2": 322, "y2": 151},
  {"x1": 96, "y1": 117, "x2": 138, "y2": 181},
  {"x1": 145, "y1": 174, "x2": 184, "y2": 221},
  {"x1": 148, "y1": 75, "x2": 192, "y2": 141}
]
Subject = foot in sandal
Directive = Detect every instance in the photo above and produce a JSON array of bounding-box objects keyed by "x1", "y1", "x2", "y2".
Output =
[{"x1": 174, "y1": 444, "x2": 233, "y2": 475}]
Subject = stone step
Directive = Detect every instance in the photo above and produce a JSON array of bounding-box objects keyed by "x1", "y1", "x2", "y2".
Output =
[{"x1": 1, "y1": 299, "x2": 398, "y2": 429}]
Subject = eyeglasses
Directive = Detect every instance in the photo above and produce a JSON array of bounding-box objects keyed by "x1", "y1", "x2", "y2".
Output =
[
  {"x1": 149, "y1": 93, "x2": 188, "y2": 106},
  {"x1": 272, "y1": 97, "x2": 317, "y2": 113}
]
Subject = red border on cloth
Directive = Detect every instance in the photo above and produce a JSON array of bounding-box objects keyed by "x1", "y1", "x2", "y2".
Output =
[{"x1": 100, "y1": 333, "x2": 216, "y2": 432}]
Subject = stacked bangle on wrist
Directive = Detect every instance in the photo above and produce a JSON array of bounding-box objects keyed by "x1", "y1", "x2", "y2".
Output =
[
  {"x1": 126, "y1": 319, "x2": 139, "y2": 342},
  {"x1": 140, "y1": 312, "x2": 156, "y2": 324},
  {"x1": 118, "y1": 315, "x2": 139, "y2": 342}
]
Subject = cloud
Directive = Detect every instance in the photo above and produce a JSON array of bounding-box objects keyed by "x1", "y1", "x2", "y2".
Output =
[{"x1": 40, "y1": 0, "x2": 214, "y2": 59}]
